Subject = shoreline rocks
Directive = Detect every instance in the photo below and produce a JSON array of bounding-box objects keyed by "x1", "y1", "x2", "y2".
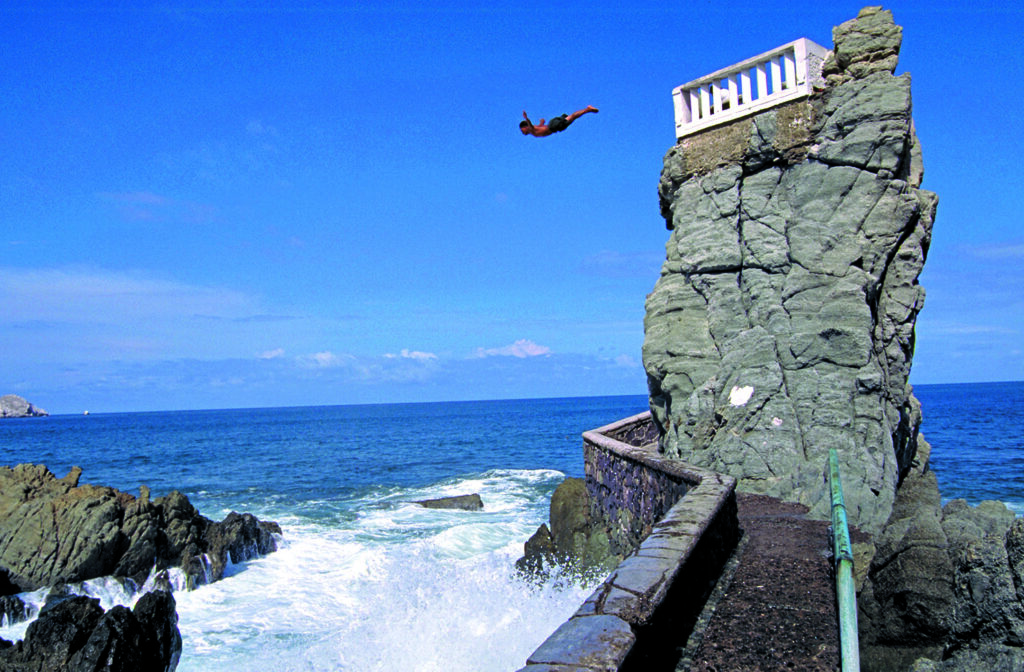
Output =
[
  {"x1": 415, "y1": 494, "x2": 484, "y2": 511},
  {"x1": 0, "y1": 591, "x2": 181, "y2": 672},
  {"x1": 516, "y1": 477, "x2": 620, "y2": 579},
  {"x1": 0, "y1": 395, "x2": 47, "y2": 419},
  {"x1": 0, "y1": 464, "x2": 281, "y2": 595}
]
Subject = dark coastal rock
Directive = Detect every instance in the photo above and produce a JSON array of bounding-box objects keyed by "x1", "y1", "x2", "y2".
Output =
[
  {"x1": 516, "y1": 478, "x2": 619, "y2": 578},
  {"x1": 859, "y1": 452, "x2": 1024, "y2": 670},
  {"x1": 515, "y1": 524, "x2": 556, "y2": 577},
  {"x1": 415, "y1": 494, "x2": 484, "y2": 511},
  {"x1": 0, "y1": 591, "x2": 180, "y2": 672},
  {"x1": 0, "y1": 595, "x2": 28, "y2": 627},
  {"x1": 0, "y1": 395, "x2": 48, "y2": 418},
  {"x1": 0, "y1": 464, "x2": 281, "y2": 593}
]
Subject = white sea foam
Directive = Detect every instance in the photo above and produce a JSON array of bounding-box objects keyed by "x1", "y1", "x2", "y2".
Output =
[
  {"x1": 171, "y1": 528, "x2": 594, "y2": 671},
  {"x1": 1, "y1": 469, "x2": 594, "y2": 672}
]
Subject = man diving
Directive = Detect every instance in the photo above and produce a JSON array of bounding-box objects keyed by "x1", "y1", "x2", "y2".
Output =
[{"x1": 519, "y1": 105, "x2": 598, "y2": 137}]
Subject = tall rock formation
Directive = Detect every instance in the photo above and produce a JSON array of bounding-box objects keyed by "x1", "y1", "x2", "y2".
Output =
[
  {"x1": 646, "y1": 7, "x2": 1024, "y2": 669},
  {"x1": 645, "y1": 6, "x2": 932, "y2": 535}
]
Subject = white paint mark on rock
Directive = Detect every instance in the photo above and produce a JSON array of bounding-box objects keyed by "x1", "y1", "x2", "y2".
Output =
[
  {"x1": 772, "y1": 417, "x2": 783, "y2": 426},
  {"x1": 729, "y1": 385, "x2": 754, "y2": 406}
]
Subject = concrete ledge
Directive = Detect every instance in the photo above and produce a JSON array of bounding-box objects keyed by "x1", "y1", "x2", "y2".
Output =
[
  {"x1": 522, "y1": 615, "x2": 635, "y2": 672},
  {"x1": 516, "y1": 412, "x2": 739, "y2": 671}
]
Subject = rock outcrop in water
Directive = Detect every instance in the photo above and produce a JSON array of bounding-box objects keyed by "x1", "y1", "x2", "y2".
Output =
[
  {"x1": 0, "y1": 395, "x2": 48, "y2": 418},
  {"x1": 516, "y1": 477, "x2": 620, "y2": 578},
  {"x1": 0, "y1": 464, "x2": 281, "y2": 594},
  {"x1": 415, "y1": 494, "x2": 484, "y2": 511},
  {"x1": 0, "y1": 591, "x2": 181, "y2": 672},
  {"x1": 644, "y1": 6, "x2": 1024, "y2": 670}
]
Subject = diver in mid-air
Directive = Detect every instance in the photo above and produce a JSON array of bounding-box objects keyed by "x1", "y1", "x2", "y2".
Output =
[{"x1": 519, "y1": 105, "x2": 598, "y2": 137}]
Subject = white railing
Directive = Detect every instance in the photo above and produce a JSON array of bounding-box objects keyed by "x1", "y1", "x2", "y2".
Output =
[{"x1": 673, "y1": 38, "x2": 829, "y2": 139}]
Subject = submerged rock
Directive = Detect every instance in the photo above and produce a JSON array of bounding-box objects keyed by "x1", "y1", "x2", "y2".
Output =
[
  {"x1": 0, "y1": 591, "x2": 181, "y2": 672},
  {"x1": 415, "y1": 494, "x2": 484, "y2": 511},
  {"x1": 0, "y1": 464, "x2": 281, "y2": 593},
  {"x1": 0, "y1": 395, "x2": 47, "y2": 418}
]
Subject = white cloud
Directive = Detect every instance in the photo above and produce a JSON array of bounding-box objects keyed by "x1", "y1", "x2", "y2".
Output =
[
  {"x1": 614, "y1": 354, "x2": 639, "y2": 368},
  {"x1": 400, "y1": 348, "x2": 437, "y2": 361},
  {"x1": 580, "y1": 250, "x2": 664, "y2": 278},
  {"x1": 384, "y1": 348, "x2": 438, "y2": 361},
  {"x1": 927, "y1": 321, "x2": 1016, "y2": 336},
  {"x1": 246, "y1": 120, "x2": 278, "y2": 137},
  {"x1": 969, "y1": 243, "x2": 1024, "y2": 259},
  {"x1": 260, "y1": 348, "x2": 285, "y2": 359},
  {"x1": 0, "y1": 266, "x2": 257, "y2": 324},
  {"x1": 473, "y1": 339, "x2": 551, "y2": 359},
  {"x1": 299, "y1": 351, "x2": 351, "y2": 368}
]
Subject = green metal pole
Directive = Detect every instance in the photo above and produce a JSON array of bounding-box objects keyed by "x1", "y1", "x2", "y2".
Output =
[{"x1": 828, "y1": 447, "x2": 861, "y2": 672}]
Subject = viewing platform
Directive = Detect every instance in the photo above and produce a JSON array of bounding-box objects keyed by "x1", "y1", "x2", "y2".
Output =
[{"x1": 673, "y1": 38, "x2": 829, "y2": 139}]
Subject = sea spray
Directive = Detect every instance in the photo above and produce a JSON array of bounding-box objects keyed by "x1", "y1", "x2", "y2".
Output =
[{"x1": 1, "y1": 468, "x2": 600, "y2": 672}]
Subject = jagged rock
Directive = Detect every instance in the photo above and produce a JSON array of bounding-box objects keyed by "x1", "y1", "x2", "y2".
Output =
[
  {"x1": 858, "y1": 443, "x2": 1024, "y2": 670},
  {"x1": 0, "y1": 591, "x2": 180, "y2": 672},
  {"x1": 516, "y1": 478, "x2": 618, "y2": 578},
  {"x1": 644, "y1": 3, "x2": 933, "y2": 535},
  {"x1": 0, "y1": 595, "x2": 28, "y2": 627},
  {"x1": 0, "y1": 464, "x2": 281, "y2": 593},
  {"x1": 909, "y1": 646, "x2": 1024, "y2": 672},
  {"x1": 858, "y1": 440, "x2": 953, "y2": 669},
  {"x1": 0, "y1": 395, "x2": 47, "y2": 418},
  {"x1": 415, "y1": 494, "x2": 484, "y2": 511},
  {"x1": 826, "y1": 6, "x2": 902, "y2": 81},
  {"x1": 941, "y1": 499, "x2": 1024, "y2": 650},
  {"x1": 515, "y1": 524, "x2": 555, "y2": 577},
  {"x1": 549, "y1": 478, "x2": 590, "y2": 561}
]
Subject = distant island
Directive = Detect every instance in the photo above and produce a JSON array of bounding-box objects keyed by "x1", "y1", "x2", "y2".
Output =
[{"x1": 0, "y1": 394, "x2": 48, "y2": 418}]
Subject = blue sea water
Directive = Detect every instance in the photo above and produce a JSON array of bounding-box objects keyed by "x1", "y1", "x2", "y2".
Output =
[
  {"x1": 0, "y1": 395, "x2": 648, "y2": 671},
  {"x1": 915, "y1": 381, "x2": 1024, "y2": 512},
  {"x1": 0, "y1": 385, "x2": 1021, "y2": 670}
]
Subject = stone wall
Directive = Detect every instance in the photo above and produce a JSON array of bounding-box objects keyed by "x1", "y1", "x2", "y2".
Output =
[
  {"x1": 516, "y1": 414, "x2": 738, "y2": 671},
  {"x1": 583, "y1": 413, "x2": 688, "y2": 558}
]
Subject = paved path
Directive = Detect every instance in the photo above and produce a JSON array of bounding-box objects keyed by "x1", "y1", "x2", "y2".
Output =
[{"x1": 679, "y1": 494, "x2": 843, "y2": 672}]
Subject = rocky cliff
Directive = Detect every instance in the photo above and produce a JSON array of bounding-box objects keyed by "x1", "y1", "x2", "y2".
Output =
[
  {"x1": 0, "y1": 464, "x2": 281, "y2": 594},
  {"x1": 645, "y1": 6, "x2": 1024, "y2": 670},
  {"x1": 0, "y1": 395, "x2": 48, "y2": 418},
  {"x1": 646, "y1": 5, "x2": 931, "y2": 536}
]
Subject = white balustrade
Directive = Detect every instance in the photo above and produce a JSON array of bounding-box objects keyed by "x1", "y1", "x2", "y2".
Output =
[{"x1": 672, "y1": 38, "x2": 829, "y2": 139}]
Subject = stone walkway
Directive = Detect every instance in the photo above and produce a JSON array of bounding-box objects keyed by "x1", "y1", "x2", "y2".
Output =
[{"x1": 678, "y1": 494, "x2": 843, "y2": 672}]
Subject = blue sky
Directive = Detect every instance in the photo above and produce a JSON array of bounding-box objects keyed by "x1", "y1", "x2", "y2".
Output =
[{"x1": 2, "y1": 1, "x2": 1022, "y2": 414}]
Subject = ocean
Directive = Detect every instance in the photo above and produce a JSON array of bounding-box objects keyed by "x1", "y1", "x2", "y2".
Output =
[{"x1": 0, "y1": 385, "x2": 1021, "y2": 670}]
